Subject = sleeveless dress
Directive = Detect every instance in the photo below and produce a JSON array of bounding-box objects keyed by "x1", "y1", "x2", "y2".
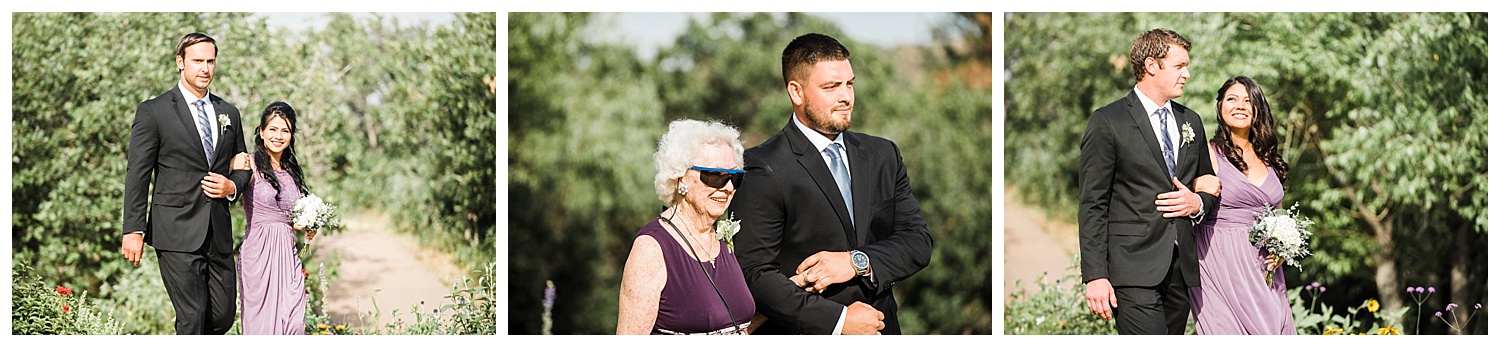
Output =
[
  {"x1": 1188, "y1": 147, "x2": 1295, "y2": 334},
  {"x1": 237, "y1": 166, "x2": 307, "y2": 335},
  {"x1": 636, "y1": 220, "x2": 755, "y2": 334}
]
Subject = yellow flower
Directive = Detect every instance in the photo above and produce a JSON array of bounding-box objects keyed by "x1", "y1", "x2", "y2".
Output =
[
  {"x1": 1322, "y1": 327, "x2": 1343, "y2": 335},
  {"x1": 1378, "y1": 326, "x2": 1401, "y2": 335},
  {"x1": 1367, "y1": 299, "x2": 1380, "y2": 312},
  {"x1": 336, "y1": 324, "x2": 348, "y2": 331},
  {"x1": 317, "y1": 323, "x2": 330, "y2": 330}
]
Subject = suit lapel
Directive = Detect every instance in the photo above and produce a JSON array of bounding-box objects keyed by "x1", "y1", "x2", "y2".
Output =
[
  {"x1": 209, "y1": 96, "x2": 231, "y2": 168},
  {"x1": 783, "y1": 121, "x2": 858, "y2": 249},
  {"x1": 845, "y1": 134, "x2": 870, "y2": 246},
  {"x1": 171, "y1": 85, "x2": 212, "y2": 169},
  {"x1": 1126, "y1": 92, "x2": 1173, "y2": 180},
  {"x1": 1170, "y1": 102, "x2": 1191, "y2": 181}
]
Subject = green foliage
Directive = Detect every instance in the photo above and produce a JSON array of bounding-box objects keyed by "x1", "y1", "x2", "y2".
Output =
[
  {"x1": 92, "y1": 250, "x2": 176, "y2": 335},
  {"x1": 1289, "y1": 287, "x2": 1409, "y2": 335},
  {"x1": 1004, "y1": 13, "x2": 1486, "y2": 330},
  {"x1": 509, "y1": 12, "x2": 991, "y2": 334},
  {"x1": 12, "y1": 261, "x2": 125, "y2": 335},
  {"x1": 307, "y1": 262, "x2": 496, "y2": 335},
  {"x1": 1004, "y1": 261, "x2": 1114, "y2": 335}
]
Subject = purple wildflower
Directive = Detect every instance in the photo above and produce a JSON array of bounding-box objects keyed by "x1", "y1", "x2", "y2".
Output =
[
  {"x1": 1447, "y1": 303, "x2": 1458, "y2": 311},
  {"x1": 1319, "y1": 287, "x2": 1326, "y2": 293},
  {"x1": 1407, "y1": 287, "x2": 1414, "y2": 293},
  {"x1": 1477, "y1": 303, "x2": 1483, "y2": 309},
  {"x1": 1311, "y1": 282, "x2": 1321, "y2": 287},
  {"x1": 1428, "y1": 287, "x2": 1435, "y2": 293},
  {"x1": 1416, "y1": 287, "x2": 1425, "y2": 293},
  {"x1": 1436, "y1": 311, "x2": 1443, "y2": 317},
  {"x1": 543, "y1": 281, "x2": 557, "y2": 310}
]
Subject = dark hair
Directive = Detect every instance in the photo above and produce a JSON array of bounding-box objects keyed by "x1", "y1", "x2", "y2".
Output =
[
  {"x1": 1129, "y1": 28, "x2": 1191, "y2": 82},
  {"x1": 1211, "y1": 76, "x2": 1289, "y2": 184},
  {"x1": 781, "y1": 33, "x2": 851, "y2": 84},
  {"x1": 253, "y1": 101, "x2": 310, "y2": 201},
  {"x1": 175, "y1": 32, "x2": 218, "y2": 59}
]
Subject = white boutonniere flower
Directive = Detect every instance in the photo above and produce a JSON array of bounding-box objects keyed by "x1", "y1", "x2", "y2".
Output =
[
  {"x1": 715, "y1": 212, "x2": 742, "y2": 253},
  {"x1": 217, "y1": 114, "x2": 231, "y2": 134},
  {"x1": 1180, "y1": 123, "x2": 1195, "y2": 145}
]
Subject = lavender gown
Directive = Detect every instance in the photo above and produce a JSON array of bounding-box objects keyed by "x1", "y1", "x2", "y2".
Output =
[
  {"x1": 237, "y1": 167, "x2": 307, "y2": 335},
  {"x1": 1188, "y1": 147, "x2": 1296, "y2": 334}
]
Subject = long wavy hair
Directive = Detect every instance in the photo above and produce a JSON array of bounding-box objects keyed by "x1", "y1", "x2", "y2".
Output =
[
  {"x1": 1211, "y1": 76, "x2": 1289, "y2": 184},
  {"x1": 253, "y1": 101, "x2": 309, "y2": 202}
]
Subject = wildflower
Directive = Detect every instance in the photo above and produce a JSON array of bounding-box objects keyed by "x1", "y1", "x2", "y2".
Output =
[
  {"x1": 1477, "y1": 303, "x2": 1484, "y2": 309},
  {"x1": 1435, "y1": 311, "x2": 1443, "y2": 317},
  {"x1": 1416, "y1": 286, "x2": 1425, "y2": 293},
  {"x1": 302, "y1": 269, "x2": 309, "y2": 278},
  {"x1": 1378, "y1": 326, "x2": 1400, "y2": 335},
  {"x1": 1367, "y1": 299, "x2": 1380, "y2": 312},
  {"x1": 1446, "y1": 303, "x2": 1458, "y2": 311},
  {"x1": 1322, "y1": 327, "x2": 1343, "y2": 335},
  {"x1": 317, "y1": 323, "x2": 330, "y2": 330},
  {"x1": 1311, "y1": 282, "x2": 1320, "y2": 287},
  {"x1": 55, "y1": 286, "x2": 73, "y2": 296},
  {"x1": 336, "y1": 324, "x2": 347, "y2": 331},
  {"x1": 1427, "y1": 286, "x2": 1435, "y2": 293},
  {"x1": 544, "y1": 281, "x2": 557, "y2": 309},
  {"x1": 1406, "y1": 287, "x2": 1413, "y2": 293},
  {"x1": 1319, "y1": 287, "x2": 1325, "y2": 293},
  {"x1": 62, "y1": 304, "x2": 71, "y2": 314}
]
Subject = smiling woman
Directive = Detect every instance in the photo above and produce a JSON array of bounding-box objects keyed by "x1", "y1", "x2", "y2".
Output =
[{"x1": 616, "y1": 119, "x2": 754, "y2": 335}]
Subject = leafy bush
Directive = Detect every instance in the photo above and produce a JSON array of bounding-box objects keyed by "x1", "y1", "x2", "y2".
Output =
[{"x1": 12, "y1": 261, "x2": 125, "y2": 335}]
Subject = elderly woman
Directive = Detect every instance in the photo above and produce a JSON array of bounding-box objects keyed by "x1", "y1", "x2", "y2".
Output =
[{"x1": 617, "y1": 119, "x2": 755, "y2": 334}]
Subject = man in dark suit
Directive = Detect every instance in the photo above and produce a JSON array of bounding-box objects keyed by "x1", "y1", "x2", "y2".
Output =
[
  {"x1": 121, "y1": 32, "x2": 250, "y2": 335},
  {"x1": 1078, "y1": 28, "x2": 1220, "y2": 335},
  {"x1": 728, "y1": 33, "x2": 933, "y2": 335}
]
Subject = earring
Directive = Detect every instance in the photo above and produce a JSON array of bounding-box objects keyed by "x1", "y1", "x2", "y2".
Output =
[{"x1": 678, "y1": 185, "x2": 688, "y2": 195}]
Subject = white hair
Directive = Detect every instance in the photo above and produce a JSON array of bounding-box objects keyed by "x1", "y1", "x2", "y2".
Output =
[{"x1": 652, "y1": 119, "x2": 745, "y2": 206}]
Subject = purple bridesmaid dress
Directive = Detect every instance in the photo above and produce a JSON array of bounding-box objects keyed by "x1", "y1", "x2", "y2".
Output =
[
  {"x1": 237, "y1": 166, "x2": 307, "y2": 335},
  {"x1": 1188, "y1": 147, "x2": 1296, "y2": 334}
]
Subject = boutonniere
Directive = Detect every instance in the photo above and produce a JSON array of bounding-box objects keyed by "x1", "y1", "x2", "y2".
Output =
[
  {"x1": 715, "y1": 212, "x2": 742, "y2": 253},
  {"x1": 1180, "y1": 123, "x2": 1195, "y2": 146},
  {"x1": 217, "y1": 114, "x2": 231, "y2": 134}
]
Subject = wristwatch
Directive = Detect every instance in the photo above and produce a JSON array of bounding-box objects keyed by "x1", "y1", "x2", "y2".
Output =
[{"x1": 850, "y1": 250, "x2": 870, "y2": 277}]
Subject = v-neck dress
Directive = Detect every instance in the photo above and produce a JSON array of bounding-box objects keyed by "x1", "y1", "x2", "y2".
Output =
[{"x1": 1187, "y1": 146, "x2": 1296, "y2": 334}]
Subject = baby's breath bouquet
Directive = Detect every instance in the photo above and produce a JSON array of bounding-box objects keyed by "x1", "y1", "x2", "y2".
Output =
[
  {"x1": 290, "y1": 193, "x2": 341, "y2": 233},
  {"x1": 1249, "y1": 202, "x2": 1314, "y2": 287}
]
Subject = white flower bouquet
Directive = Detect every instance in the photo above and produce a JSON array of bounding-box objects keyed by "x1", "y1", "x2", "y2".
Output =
[
  {"x1": 290, "y1": 193, "x2": 341, "y2": 232},
  {"x1": 1249, "y1": 202, "x2": 1314, "y2": 287}
]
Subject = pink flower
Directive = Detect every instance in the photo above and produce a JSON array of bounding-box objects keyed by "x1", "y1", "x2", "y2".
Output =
[{"x1": 55, "y1": 286, "x2": 73, "y2": 296}]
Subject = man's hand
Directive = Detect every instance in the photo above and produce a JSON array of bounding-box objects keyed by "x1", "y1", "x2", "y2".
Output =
[
  {"x1": 1155, "y1": 177, "x2": 1202, "y2": 218},
  {"x1": 840, "y1": 301, "x2": 885, "y2": 335},
  {"x1": 790, "y1": 251, "x2": 856, "y2": 293},
  {"x1": 1084, "y1": 278, "x2": 1118, "y2": 320},
  {"x1": 201, "y1": 172, "x2": 236, "y2": 199},
  {"x1": 121, "y1": 233, "x2": 145, "y2": 267}
]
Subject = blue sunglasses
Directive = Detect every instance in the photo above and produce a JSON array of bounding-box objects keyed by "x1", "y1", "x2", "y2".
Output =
[{"x1": 691, "y1": 166, "x2": 746, "y2": 189}]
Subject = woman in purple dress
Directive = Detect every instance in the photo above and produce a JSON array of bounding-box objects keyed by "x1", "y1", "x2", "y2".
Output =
[
  {"x1": 230, "y1": 101, "x2": 313, "y2": 334},
  {"x1": 1189, "y1": 76, "x2": 1296, "y2": 334},
  {"x1": 617, "y1": 119, "x2": 755, "y2": 334}
]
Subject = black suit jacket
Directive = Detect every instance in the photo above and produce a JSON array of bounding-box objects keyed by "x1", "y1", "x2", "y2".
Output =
[
  {"x1": 1078, "y1": 91, "x2": 1218, "y2": 288},
  {"x1": 122, "y1": 84, "x2": 250, "y2": 254},
  {"x1": 729, "y1": 118, "x2": 933, "y2": 334}
]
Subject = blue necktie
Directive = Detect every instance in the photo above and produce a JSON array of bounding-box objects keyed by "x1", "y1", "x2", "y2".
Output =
[
  {"x1": 193, "y1": 100, "x2": 215, "y2": 164},
  {"x1": 824, "y1": 143, "x2": 854, "y2": 226},
  {"x1": 1157, "y1": 106, "x2": 1175, "y2": 178}
]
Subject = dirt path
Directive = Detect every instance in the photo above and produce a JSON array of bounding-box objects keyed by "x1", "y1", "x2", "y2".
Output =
[
  {"x1": 311, "y1": 212, "x2": 464, "y2": 330},
  {"x1": 1003, "y1": 187, "x2": 1080, "y2": 299}
]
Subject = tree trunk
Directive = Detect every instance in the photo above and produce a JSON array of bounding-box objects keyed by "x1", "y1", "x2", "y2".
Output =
[
  {"x1": 1449, "y1": 222, "x2": 1473, "y2": 334},
  {"x1": 1372, "y1": 218, "x2": 1404, "y2": 313}
]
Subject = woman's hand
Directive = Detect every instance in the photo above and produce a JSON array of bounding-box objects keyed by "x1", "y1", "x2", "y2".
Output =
[
  {"x1": 294, "y1": 223, "x2": 316, "y2": 242},
  {"x1": 1193, "y1": 175, "x2": 1222, "y2": 197},
  {"x1": 231, "y1": 153, "x2": 252, "y2": 171}
]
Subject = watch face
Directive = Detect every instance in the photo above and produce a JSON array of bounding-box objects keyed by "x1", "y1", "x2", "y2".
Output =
[{"x1": 853, "y1": 251, "x2": 869, "y2": 268}]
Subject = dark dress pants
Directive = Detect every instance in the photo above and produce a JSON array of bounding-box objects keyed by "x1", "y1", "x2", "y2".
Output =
[
  {"x1": 1111, "y1": 246, "x2": 1190, "y2": 335},
  {"x1": 156, "y1": 228, "x2": 237, "y2": 335}
]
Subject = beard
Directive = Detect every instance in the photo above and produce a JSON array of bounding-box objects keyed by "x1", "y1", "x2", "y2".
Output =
[{"x1": 800, "y1": 103, "x2": 851, "y2": 136}]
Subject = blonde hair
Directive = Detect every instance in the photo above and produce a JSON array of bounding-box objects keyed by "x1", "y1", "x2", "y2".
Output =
[{"x1": 652, "y1": 119, "x2": 745, "y2": 205}]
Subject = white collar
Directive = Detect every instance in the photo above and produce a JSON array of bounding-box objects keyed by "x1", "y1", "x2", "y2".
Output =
[
  {"x1": 1132, "y1": 85, "x2": 1170, "y2": 115},
  {"x1": 178, "y1": 81, "x2": 211, "y2": 105},
  {"x1": 791, "y1": 113, "x2": 845, "y2": 152}
]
